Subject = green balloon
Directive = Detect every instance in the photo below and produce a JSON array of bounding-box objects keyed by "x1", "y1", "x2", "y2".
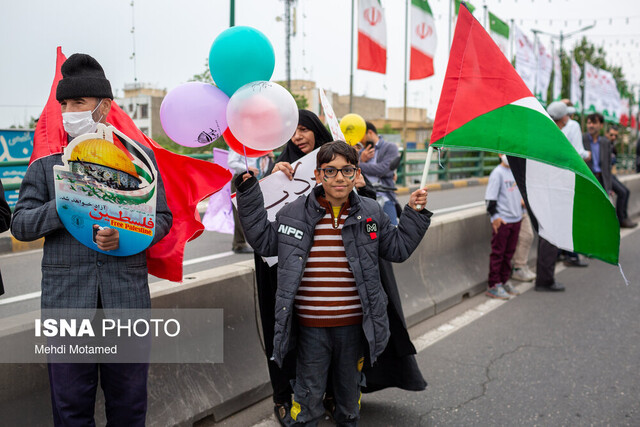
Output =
[{"x1": 209, "y1": 26, "x2": 275, "y2": 97}]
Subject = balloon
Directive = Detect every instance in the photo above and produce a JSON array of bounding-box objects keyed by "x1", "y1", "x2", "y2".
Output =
[
  {"x1": 226, "y1": 81, "x2": 298, "y2": 151},
  {"x1": 223, "y1": 128, "x2": 272, "y2": 158},
  {"x1": 339, "y1": 113, "x2": 367, "y2": 146},
  {"x1": 160, "y1": 82, "x2": 229, "y2": 147},
  {"x1": 209, "y1": 26, "x2": 275, "y2": 97}
]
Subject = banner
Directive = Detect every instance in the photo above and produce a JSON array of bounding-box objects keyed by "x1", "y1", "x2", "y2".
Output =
[
  {"x1": 570, "y1": 57, "x2": 582, "y2": 111},
  {"x1": 318, "y1": 88, "x2": 347, "y2": 141},
  {"x1": 583, "y1": 61, "x2": 622, "y2": 122},
  {"x1": 552, "y1": 51, "x2": 562, "y2": 101},
  {"x1": 535, "y1": 43, "x2": 553, "y2": 103},
  {"x1": 202, "y1": 148, "x2": 234, "y2": 234},
  {"x1": 514, "y1": 27, "x2": 536, "y2": 93}
]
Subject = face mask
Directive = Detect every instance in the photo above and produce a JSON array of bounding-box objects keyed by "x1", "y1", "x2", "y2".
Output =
[
  {"x1": 62, "y1": 99, "x2": 103, "y2": 137},
  {"x1": 500, "y1": 155, "x2": 509, "y2": 166}
]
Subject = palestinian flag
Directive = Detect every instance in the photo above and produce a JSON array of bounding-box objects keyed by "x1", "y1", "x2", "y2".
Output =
[
  {"x1": 357, "y1": 0, "x2": 387, "y2": 74},
  {"x1": 431, "y1": 5, "x2": 619, "y2": 264},
  {"x1": 488, "y1": 11, "x2": 509, "y2": 57},
  {"x1": 409, "y1": 0, "x2": 437, "y2": 80}
]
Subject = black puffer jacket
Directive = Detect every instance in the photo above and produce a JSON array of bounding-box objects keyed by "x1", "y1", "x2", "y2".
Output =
[{"x1": 236, "y1": 177, "x2": 431, "y2": 367}]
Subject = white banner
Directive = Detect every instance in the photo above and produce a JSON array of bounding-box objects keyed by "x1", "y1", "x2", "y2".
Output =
[
  {"x1": 583, "y1": 61, "x2": 622, "y2": 122},
  {"x1": 570, "y1": 57, "x2": 582, "y2": 111},
  {"x1": 514, "y1": 27, "x2": 536, "y2": 93},
  {"x1": 318, "y1": 88, "x2": 346, "y2": 141},
  {"x1": 535, "y1": 43, "x2": 553, "y2": 102},
  {"x1": 232, "y1": 148, "x2": 320, "y2": 266},
  {"x1": 552, "y1": 52, "x2": 562, "y2": 101}
]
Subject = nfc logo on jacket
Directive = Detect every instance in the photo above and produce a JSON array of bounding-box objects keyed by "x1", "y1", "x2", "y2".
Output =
[{"x1": 278, "y1": 224, "x2": 304, "y2": 240}]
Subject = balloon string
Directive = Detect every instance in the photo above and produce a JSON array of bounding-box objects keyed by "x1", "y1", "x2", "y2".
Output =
[{"x1": 243, "y1": 145, "x2": 249, "y2": 173}]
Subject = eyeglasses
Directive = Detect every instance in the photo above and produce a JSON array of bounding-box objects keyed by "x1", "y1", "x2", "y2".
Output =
[{"x1": 317, "y1": 166, "x2": 357, "y2": 178}]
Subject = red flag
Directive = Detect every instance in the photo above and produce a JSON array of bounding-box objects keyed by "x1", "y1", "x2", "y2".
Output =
[{"x1": 32, "y1": 47, "x2": 232, "y2": 282}]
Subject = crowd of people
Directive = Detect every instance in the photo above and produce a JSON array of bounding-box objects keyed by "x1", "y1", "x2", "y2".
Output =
[{"x1": 6, "y1": 52, "x2": 638, "y2": 426}]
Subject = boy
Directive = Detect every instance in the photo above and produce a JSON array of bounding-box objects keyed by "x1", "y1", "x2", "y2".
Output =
[
  {"x1": 235, "y1": 141, "x2": 431, "y2": 425},
  {"x1": 485, "y1": 154, "x2": 523, "y2": 299}
]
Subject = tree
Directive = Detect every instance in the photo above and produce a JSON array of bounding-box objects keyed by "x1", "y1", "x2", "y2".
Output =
[
  {"x1": 189, "y1": 60, "x2": 213, "y2": 84},
  {"x1": 557, "y1": 37, "x2": 634, "y2": 105}
]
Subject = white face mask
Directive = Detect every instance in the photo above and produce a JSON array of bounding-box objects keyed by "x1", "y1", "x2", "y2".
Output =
[
  {"x1": 62, "y1": 99, "x2": 103, "y2": 137},
  {"x1": 500, "y1": 154, "x2": 509, "y2": 166}
]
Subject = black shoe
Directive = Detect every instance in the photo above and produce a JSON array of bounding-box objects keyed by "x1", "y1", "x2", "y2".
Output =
[
  {"x1": 535, "y1": 282, "x2": 565, "y2": 292},
  {"x1": 563, "y1": 258, "x2": 588, "y2": 267},
  {"x1": 620, "y1": 218, "x2": 638, "y2": 228},
  {"x1": 274, "y1": 402, "x2": 289, "y2": 427},
  {"x1": 232, "y1": 245, "x2": 253, "y2": 254}
]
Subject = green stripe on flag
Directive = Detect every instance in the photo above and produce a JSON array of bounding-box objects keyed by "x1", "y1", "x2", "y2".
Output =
[
  {"x1": 572, "y1": 174, "x2": 620, "y2": 264},
  {"x1": 431, "y1": 104, "x2": 600, "y2": 191},
  {"x1": 412, "y1": 0, "x2": 433, "y2": 15},
  {"x1": 489, "y1": 12, "x2": 509, "y2": 38}
]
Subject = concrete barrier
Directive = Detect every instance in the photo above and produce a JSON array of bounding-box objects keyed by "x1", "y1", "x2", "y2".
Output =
[{"x1": 1, "y1": 175, "x2": 638, "y2": 425}]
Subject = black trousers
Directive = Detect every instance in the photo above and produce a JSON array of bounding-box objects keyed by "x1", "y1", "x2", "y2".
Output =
[
  {"x1": 535, "y1": 237, "x2": 558, "y2": 287},
  {"x1": 612, "y1": 175, "x2": 630, "y2": 221}
]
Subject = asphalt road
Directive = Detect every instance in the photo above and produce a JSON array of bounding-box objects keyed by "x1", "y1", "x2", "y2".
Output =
[
  {"x1": 207, "y1": 225, "x2": 640, "y2": 427},
  {"x1": 0, "y1": 184, "x2": 487, "y2": 318}
]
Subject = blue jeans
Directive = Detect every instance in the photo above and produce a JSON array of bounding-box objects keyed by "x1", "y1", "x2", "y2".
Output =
[
  {"x1": 290, "y1": 324, "x2": 364, "y2": 426},
  {"x1": 382, "y1": 200, "x2": 398, "y2": 226}
]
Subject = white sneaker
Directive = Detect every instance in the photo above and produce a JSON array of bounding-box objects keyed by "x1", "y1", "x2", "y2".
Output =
[
  {"x1": 502, "y1": 280, "x2": 520, "y2": 296},
  {"x1": 512, "y1": 266, "x2": 536, "y2": 282}
]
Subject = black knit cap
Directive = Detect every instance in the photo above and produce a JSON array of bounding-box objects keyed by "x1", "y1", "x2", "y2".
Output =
[{"x1": 56, "y1": 54, "x2": 113, "y2": 102}]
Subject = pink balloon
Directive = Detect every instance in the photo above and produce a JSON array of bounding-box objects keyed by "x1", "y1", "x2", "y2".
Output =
[
  {"x1": 160, "y1": 82, "x2": 229, "y2": 147},
  {"x1": 226, "y1": 81, "x2": 298, "y2": 151}
]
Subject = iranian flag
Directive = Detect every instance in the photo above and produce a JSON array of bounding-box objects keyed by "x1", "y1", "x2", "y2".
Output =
[
  {"x1": 431, "y1": 5, "x2": 619, "y2": 264},
  {"x1": 488, "y1": 11, "x2": 509, "y2": 57},
  {"x1": 357, "y1": 0, "x2": 387, "y2": 74},
  {"x1": 410, "y1": 0, "x2": 437, "y2": 80}
]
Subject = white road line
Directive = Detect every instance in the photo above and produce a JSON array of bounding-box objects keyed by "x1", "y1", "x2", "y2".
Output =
[
  {"x1": 0, "y1": 291, "x2": 41, "y2": 305},
  {"x1": 432, "y1": 201, "x2": 485, "y2": 215},
  {"x1": 182, "y1": 251, "x2": 236, "y2": 266},
  {"x1": 414, "y1": 282, "x2": 535, "y2": 353}
]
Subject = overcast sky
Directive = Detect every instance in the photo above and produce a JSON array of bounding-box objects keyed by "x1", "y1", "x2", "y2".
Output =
[{"x1": 1, "y1": 0, "x2": 638, "y2": 129}]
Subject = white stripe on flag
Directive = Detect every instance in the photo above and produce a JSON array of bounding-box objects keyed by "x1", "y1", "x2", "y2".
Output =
[{"x1": 525, "y1": 158, "x2": 575, "y2": 250}]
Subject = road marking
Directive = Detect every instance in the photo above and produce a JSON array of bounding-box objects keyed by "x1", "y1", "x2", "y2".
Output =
[
  {"x1": 414, "y1": 282, "x2": 534, "y2": 353},
  {"x1": 432, "y1": 201, "x2": 484, "y2": 215},
  {"x1": 182, "y1": 251, "x2": 236, "y2": 266},
  {"x1": 0, "y1": 291, "x2": 41, "y2": 305}
]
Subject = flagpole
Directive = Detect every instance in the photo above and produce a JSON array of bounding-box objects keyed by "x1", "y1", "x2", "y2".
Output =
[
  {"x1": 415, "y1": 145, "x2": 434, "y2": 210},
  {"x1": 509, "y1": 19, "x2": 514, "y2": 62},
  {"x1": 403, "y1": 0, "x2": 409, "y2": 148},
  {"x1": 483, "y1": 4, "x2": 487, "y2": 29},
  {"x1": 349, "y1": 0, "x2": 355, "y2": 112},
  {"x1": 448, "y1": 0, "x2": 453, "y2": 48}
]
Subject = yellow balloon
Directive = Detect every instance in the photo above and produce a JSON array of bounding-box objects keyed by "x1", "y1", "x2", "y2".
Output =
[{"x1": 339, "y1": 113, "x2": 366, "y2": 146}]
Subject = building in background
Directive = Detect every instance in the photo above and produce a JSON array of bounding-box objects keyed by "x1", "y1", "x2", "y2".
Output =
[{"x1": 115, "y1": 83, "x2": 167, "y2": 139}]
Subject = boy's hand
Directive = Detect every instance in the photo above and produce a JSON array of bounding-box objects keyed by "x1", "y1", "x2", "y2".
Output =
[
  {"x1": 409, "y1": 187, "x2": 428, "y2": 211},
  {"x1": 271, "y1": 162, "x2": 294, "y2": 180},
  {"x1": 491, "y1": 217, "x2": 505, "y2": 233},
  {"x1": 241, "y1": 172, "x2": 254, "y2": 182}
]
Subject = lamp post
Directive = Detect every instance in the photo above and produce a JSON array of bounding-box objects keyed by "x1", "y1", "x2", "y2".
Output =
[{"x1": 531, "y1": 23, "x2": 595, "y2": 69}]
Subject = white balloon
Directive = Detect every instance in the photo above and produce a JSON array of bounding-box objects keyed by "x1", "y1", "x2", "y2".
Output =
[{"x1": 226, "y1": 81, "x2": 299, "y2": 151}]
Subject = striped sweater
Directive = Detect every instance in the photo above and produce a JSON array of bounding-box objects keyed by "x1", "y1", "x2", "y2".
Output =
[{"x1": 294, "y1": 197, "x2": 363, "y2": 327}]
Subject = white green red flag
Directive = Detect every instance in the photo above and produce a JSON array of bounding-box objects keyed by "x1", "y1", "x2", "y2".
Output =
[
  {"x1": 431, "y1": 5, "x2": 619, "y2": 264},
  {"x1": 488, "y1": 11, "x2": 509, "y2": 57},
  {"x1": 409, "y1": 0, "x2": 437, "y2": 80},
  {"x1": 357, "y1": 0, "x2": 387, "y2": 74}
]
